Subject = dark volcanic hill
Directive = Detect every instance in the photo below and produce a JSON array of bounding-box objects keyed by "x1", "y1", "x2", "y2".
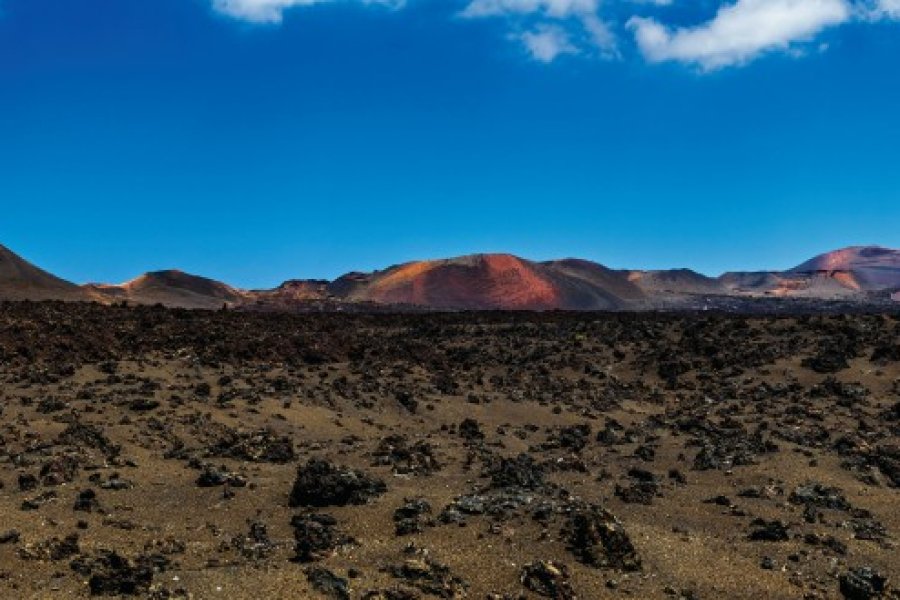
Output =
[
  {"x1": 0, "y1": 244, "x2": 88, "y2": 301},
  {"x1": 626, "y1": 268, "x2": 726, "y2": 296}
]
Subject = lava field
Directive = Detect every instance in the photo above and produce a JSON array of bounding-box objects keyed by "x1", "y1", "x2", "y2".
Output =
[{"x1": 0, "y1": 302, "x2": 898, "y2": 599}]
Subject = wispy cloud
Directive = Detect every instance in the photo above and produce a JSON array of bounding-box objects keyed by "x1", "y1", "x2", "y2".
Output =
[
  {"x1": 866, "y1": 0, "x2": 900, "y2": 18},
  {"x1": 213, "y1": 0, "x2": 321, "y2": 23},
  {"x1": 460, "y1": 0, "x2": 617, "y2": 61},
  {"x1": 212, "y1": 0, "x2": 400, "y2": 24},
  {"x1": 517, "y1": 24, "x2": 579, "y2": 61},
  {"x1": 207, "y1": 0, "x2": 900, "y2": 70}
]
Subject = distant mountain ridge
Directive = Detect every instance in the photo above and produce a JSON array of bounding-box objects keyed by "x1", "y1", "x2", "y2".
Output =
[{"x1": 1, "y1": 243, "x2": 899, "y2": 311}]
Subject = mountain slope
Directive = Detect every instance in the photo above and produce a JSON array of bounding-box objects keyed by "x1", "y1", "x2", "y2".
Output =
[
  {"x1": 86, "y1": 270, "x2": 246, "y2": 309},
  {"x1": 0, "y1": 244, "x2": 88, "y2": 301},
  {"x1": 789, "y1": 246, "x2": 900, "y2": 291},
  {"x1": 626, "y1": 268, "x2": 726, "y2": 296}
]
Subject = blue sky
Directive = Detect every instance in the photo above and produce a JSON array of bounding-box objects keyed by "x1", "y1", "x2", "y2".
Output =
[{"x1": 1, "y1": 0, "x2": 899, "y2": 288}]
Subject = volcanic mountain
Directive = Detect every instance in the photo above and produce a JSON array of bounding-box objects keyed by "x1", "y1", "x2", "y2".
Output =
[
  {"x1": 789, "y1": 246, "x2": 900, "y2": 290},
  {"x1": 720, "y1": 246, "x2": 900, "y2": 299},
  {"x1": 0, "y1": 244, "x2": 88, "y2": 301},
  {"x1": 326, "y1": 254, "x2": 646, "y2": 310},
  {"x1": 626, "y1": 268, "x2": 726, "y2": 296},
  {"x1": 85, "y1": 270, "x2": 246, "y2": 309}
]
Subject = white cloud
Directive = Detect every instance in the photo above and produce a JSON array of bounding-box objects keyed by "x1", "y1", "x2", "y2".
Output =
[
  {"x1": 461, "y1": 0, "x2": 600, "y2": 19},
  {"x1": 213, "y1": 0, "x2": 320, "y2": 23},
  {"x1": 518, "y1": 24, "x2": 579, "y2": 61},
  {"x1": 460, "y1": 0, "x2": 616, "y2": 62},
  {"x1": 212, "y1": 0, "x2": 400, "y2": 24},
  {"x1": 628, "y1": 0, "x2": 851, "y2": 69},
  {"x1": 868, "y1": 0, "x2": 900, "y2": 18}
]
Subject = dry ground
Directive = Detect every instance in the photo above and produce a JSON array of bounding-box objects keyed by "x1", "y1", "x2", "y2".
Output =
[{"x1": 0, "y1": 303, "x2": 897, "y2": 599}]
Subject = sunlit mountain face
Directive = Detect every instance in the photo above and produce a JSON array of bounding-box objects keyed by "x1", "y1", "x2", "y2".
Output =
[
  {"x1": 358, "y1": 255, "x2": 563, "y2": 310},
  {"x1": 790, "y1": 246, "x2": 900, "y2": 291}
]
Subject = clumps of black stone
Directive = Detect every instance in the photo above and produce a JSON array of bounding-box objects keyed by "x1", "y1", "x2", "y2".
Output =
[
  {"x1": 871, "y1": 343, "x2": 900, "y2": 364},
  {"x1": 596, "y1": 418, "x2": 626, "y2": 446},
  {"x1": 748, "y1": 519, "x2": 790, "y2": 542},
  {"x1": 0, "y1": 530, "x2": 20, "y2": 545},
  {"x1": 395, "y1": 390, "x2": 418, "y2": 414},
  {"x1": 521, "y1": 561, "x2": 576, "y2": 600},
  {"x1": 839, "y1": 566, "x2": 888, "y2": 600},
  {"x1": 40, "y1": 454, "x2": 82, "y2": 486},
  {"x1": 394, "y1": 498, "x2": 433, "y2": 536},
  {"x1": 18, "y1": 473, "x2": 38, "y2": 491},
  {"x1": 70, "y1": 550, "x2": 164, "y2": 596},
  {"x1": 487, "y1": 453, "x2": 544, "y2": 490},
  {"x1": 206, "y1": 428, "x2": 295, "y2": 464},
  {"x1": 21, "y1": 489, "x2": 58, "y2": 511},
  {"x1": 373, "y1": 435, "x2": 441, "y2": 476},
  {"x1": 846, "y1": 513, "x2": 892, "y2": 547},
  {"x1": 289, "y1": 458, "x2": 386, "y2": 507},
  {"x1": 19, "y1": 533, "x2": 81, "y2": 561},
  {"x1": 195, "y1": 464, "x2": 247, "y2": 488},
  {"x1": 563, "y1": 504, "x2": 641, "y2": 572},
  {"x1": 291, "y1": 513, "x2": 354, "y2": 562},
  {"x1": 306, "y1": 567, "x2": 351, "y2": 600},
  {"x1": 874, "y1": 445, "x2": 900, "y2": 487},
  {"x1": 542, "y1": 424, "x2": 591, "y2": 453},
  {"x1": 811, "y1": 377, "x2": 869, "y2": 405},
  {"x1": 230, "y1": 521, "x2": 275, "y2": 560},
  {"x1": 436, "y1": 491, "x2": 536, "y2": 525},
  {"x1": 73, "y1": 488, "x2": 102, "y2": 513},
  {"x1": 835, "y1": 439, "x2": 900, "y2": 488},
  {"x1": 384, "y1": 546, "x2": 468, "y2": 599},
  {"x1": 458, "y1": 418, "x2": 484, "y2": 442},
  {"x1": 614, "y1": 469, "x2": 660, "y2": 505},
  {"x1": 361, "y1": 590, "x2": 420, "y2": 600},
  {"x1": 677, "y1": 417, "x2": 777, "y2": 471},
  {"x1": 802, "y1": 345, "x2": 852, "y2": 374},
  {"x1": 57, "y1": 422, "x2": 121, "y2": 458},
  {"x1": 803, "y1": 533, "x2": 847, "y2": 556},
  {"x1": 789, "y1": 482, "x2": 851, "y2": 511}
]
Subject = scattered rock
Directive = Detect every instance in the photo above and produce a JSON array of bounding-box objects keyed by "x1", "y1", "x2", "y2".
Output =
[
  {"x1": 748, "y1": 519, "x2": 790, "y2": 542},
  {"x1": 564, "y1": 505, "x2": 641, "y2": 572},
  {"x1": 521, "y1": 561, "x2": 576, "y2": 599},
  {"x1": 373, "y1": 436, "x2": 441, "y2": 476},
  {"x1": 306, "y1": 567, "x2": 350, "y2": 600},
  {"x1": 289, "y1": 459, "x2": 386, "y2": 507},
  {"x1": 291, "y1": 513, "x2": 353, "y2": 562},
  {"x1": 839, "y1": 566, "x2": 888, "y2": 599},
  {"x1": 70, "y1": 550, "x2": 155, "y2": 596}
]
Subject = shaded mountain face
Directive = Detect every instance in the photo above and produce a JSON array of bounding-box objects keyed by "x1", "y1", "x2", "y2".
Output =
[
  {"x1": 626, "y1": 269, "x2": 726, "y2": 296},
  {"x1": 86, "y1": 270, "x2": 246, "y2": 309},
  {"x1": 0, "y1": 244, "x2": 88, "y2": 301}
]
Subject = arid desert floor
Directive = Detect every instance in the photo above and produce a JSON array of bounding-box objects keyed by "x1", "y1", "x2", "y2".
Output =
[{"x1": 0, "y1": 303, "x2": 897, "y2": 599}]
